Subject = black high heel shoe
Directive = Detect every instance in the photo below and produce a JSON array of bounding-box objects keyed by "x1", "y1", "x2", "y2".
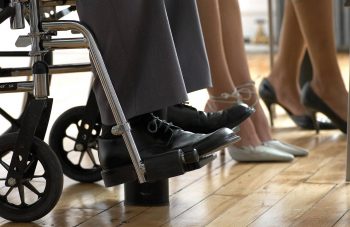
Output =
[
  {"x1": 301, "y1": 82, "x2": 347, "y2": 134},
  {"x1": 258, "y1": 78, "x2": 336, "y2": 132}
]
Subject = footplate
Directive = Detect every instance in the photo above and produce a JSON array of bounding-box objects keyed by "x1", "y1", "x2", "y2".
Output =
[
  {"x1": 101, "y1": 148, "x2": 215, "y2": 187},
  {"x1": 144, "y1": 149, "x2": 185, "y2": 181}
]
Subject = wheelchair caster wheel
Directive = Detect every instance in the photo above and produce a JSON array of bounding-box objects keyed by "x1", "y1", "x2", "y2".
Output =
[
  {"x1": 0, "y1": 133, "x2": 63, "y2": 222},
  {"x1": 49, "y1": 106, "x2": 102, "y2": 183}
]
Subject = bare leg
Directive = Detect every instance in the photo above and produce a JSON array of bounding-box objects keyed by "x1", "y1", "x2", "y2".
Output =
[
  {"x1": 218, "y1": 0, "x2": 272, "y2": 142},
  {"x1": 268, "y1": 0, "x2": 307, "y2": 116},
  {"x1": 197, "y1": 0, "x2": 262, "y2": 147},
  {"x1": 292, "y1": 0, "x2": 348, "y2": 121},
  {"x1": 196, "y1": 0, "x2": 234, "y2": 98}
]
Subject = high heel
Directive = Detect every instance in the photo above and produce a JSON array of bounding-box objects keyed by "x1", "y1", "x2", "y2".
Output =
[
  {"x1": 301, "y1": 82, "x2": 347, "y2": 134},
  {"x1": 259, "y1": 78, "x2": 336, "y2": 131}
]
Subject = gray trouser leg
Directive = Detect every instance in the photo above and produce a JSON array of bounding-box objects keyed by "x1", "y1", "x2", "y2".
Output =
[{"x1": 77, "y1": 0, "x2": 210, "y2": 124}]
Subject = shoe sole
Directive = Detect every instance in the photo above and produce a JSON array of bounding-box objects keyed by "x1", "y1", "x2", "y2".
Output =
[
  {"x1": 195, "y1": 132, "x2": 241, "y2": 157},
  {"x1": 101, "y1": 152, "x2": 216, "y2": 187}
]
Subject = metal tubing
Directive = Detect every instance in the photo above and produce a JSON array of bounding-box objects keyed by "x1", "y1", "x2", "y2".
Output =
[
  {"x1": 42, "y1": 38, "x2": 88, "y2": 49},
  {"x1": 29, "y1": 0, "x2": 49, "y2": 98},
  {"x1": 41, "y1": 0, "x2": 76, "y2": 7},
  {"x1": 42, "y1": 21, "x2": 146, "y2": 183},
  {"x1": 0, "y1": 63, "x2": 91, "y2": 77},
  {"x1": 10, "y1": 0, "x2": 25, "y2": 29},
  {"x1": 0, "y1": 81, "x2": 33, "y2": 93}
]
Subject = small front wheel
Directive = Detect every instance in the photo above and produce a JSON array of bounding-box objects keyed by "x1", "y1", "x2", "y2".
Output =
[
  {"x1": 49, "y1": 106, "x2": 102, "y2": 183},
  {"x1": 0, "y1": 133, "x2": 63, "y2": 222}
]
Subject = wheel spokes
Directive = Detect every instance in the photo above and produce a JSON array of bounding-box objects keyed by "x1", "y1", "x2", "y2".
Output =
[
  {"x1": 24, "y1": 181, "x2": 42, "y2": 197},
  {"x1": 18, "y1": 184, "x2": 26, "y2": 205},
  {"x1": 4, "y1": 186, "x2": 14, "y2": 197},
  {"x1": 77, "y1": 151, "x2": 84, "y2": 166},
  {"x1": 0, "y1": 159, "x2": 9, "y2": 171},
  {"x1": 86, "y1": 148, "x2": 98, "y2": 167},
  {"x1": 65, "y1": 135, "x2": 77, "y2": 142},
  {"x1": 24, "y1": 158, "x2": 36, "y2": 174}
]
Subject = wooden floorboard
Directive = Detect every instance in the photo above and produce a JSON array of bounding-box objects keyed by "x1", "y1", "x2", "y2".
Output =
[{"x1": 0, "y1": 54, "x2": 349, "y2": 226}]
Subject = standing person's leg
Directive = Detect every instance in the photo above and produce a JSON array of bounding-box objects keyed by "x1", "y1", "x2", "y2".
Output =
[
  {"x1": 197, "y1": 0, "x2": 259, "y2": 147},
  {"x1": 292, "y1": 0, "x2": 348, "y2": 130},
  {"x1": 218, "y1": 0, "x2": 271, "y2": 142},
  {"x1": 259, "y1": 0, "x2": 335, "y2": 131},
  {"x1": 197, "y1": 0, "x2": 297, "y2": 160},
  {"x1": 196, "y1": 0, "x2": 235, "y2": 98},
  {"x1": 218, "y1": 0, "x2": 306, "y2": 156},
  {"x1": 266, "y1": 0, "x2": 307, "y2": 116}
]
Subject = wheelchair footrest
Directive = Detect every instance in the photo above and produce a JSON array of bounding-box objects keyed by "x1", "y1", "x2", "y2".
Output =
[
  {"x1": 101, "y1": 148, "x2": 215, "y2": 187},
  {"x1": 101, "y1": 164, "x2": 137, "y2": 187},
  {"x1": 144, "y1": 149, "x2": 186, "y2": 182},
  {"x1": 185, "y1": 154, "x2": 216, "y2": 171}
]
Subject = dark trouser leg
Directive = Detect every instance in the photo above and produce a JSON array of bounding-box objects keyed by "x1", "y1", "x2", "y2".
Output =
[{"x1": 77, "y1": 0, "x2": 210, "y2": 124}]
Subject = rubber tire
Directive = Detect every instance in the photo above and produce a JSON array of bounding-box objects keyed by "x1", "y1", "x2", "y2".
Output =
[
  {"x1": 0, "y1": 133, "x2": 63, "y2": 222},
  {"x1": 49, "y1": 106, "x2": 102, "y2": 183}
]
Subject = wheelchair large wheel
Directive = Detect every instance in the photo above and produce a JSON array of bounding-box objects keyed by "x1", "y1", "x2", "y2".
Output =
[
  {"x1": 0, "y1": 133, "x2": 63, "y2": 222},
  {"x1": 49, "y1": 106, "x2": 102, "y2": 183}
]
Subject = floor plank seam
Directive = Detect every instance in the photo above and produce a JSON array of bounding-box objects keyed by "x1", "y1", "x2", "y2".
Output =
[
  {"x1": 332, "y1": 209, "x2": 350, "y2": 227},
  {"x1": 75, "y1": 200, "x2": 125, "y2": 226},
  {"x1": 290, "y1": 183, "x2": 338, "y2": 227},
  {"x1": 110, "y1": 158, "x2": 238, "y2": 226},
  {"x1": 170, "y1": 158, "x2": 235, "y2": 196},
  {"x1": 160, "y1": 192, "x2": 240, "y2": 227}
]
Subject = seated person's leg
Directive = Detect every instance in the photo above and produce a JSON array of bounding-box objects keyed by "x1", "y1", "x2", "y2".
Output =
[{"x1": 77, "y1": 0, "x2": 244, "y2": 186}]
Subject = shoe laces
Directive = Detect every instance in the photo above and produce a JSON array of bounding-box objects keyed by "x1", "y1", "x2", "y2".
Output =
[{"x1": 147, "y1": 115, "x2": 178, "y2": 134}]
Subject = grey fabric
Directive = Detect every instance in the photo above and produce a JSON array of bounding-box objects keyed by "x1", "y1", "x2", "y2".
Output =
[{"x1": 77, "y1": 0, "x2": 211, "y2": 124}]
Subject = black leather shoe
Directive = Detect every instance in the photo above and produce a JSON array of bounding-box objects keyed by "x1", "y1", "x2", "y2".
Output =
[
  {"x1": 167, "y1": 103, "x2": 254, "y2": 133},
  {"x1": 301, "y1": 82, "x2": 347, "y2": 134},
  {"x1": 99, "y1": 113, "x2": 239, "y2": 186}
]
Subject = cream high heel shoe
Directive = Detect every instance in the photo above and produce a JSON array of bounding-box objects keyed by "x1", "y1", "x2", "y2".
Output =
[
  {"x1": 227, "y1": 145, "x2": 294, "y2": 162},
  {"x1": 207, "y1": 82, "x2": 299, "y2": 162},
  {"x1": 263, "y1": 140, "x2": 308, "y2": 156}
]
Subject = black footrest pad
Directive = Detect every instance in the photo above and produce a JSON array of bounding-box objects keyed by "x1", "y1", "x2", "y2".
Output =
[
  {"x1": 144, "y1": 149, "x2": 186, "y2": 181},
  {"x1": 101, "y1": 164, "x2": 137, "y2": 187},
  {"x1": 185, "y1": 154, "x2": 216, "y2": 171}
]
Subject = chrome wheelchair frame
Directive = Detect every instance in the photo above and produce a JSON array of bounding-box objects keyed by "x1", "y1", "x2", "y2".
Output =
[{"x1": 0, "y1": 0, "x2": 145, "y2": 222}]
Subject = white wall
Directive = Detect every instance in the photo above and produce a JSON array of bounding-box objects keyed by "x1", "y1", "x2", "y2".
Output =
[{"x1": 238, "y1": 0, "x2": 269, "y2": 42}]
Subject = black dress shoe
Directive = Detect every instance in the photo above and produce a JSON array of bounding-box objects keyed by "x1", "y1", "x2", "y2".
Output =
[
  {"x1": 301, "y1": 82, "x2": 347, "y2": 134},
  {"x1": 99, "y1": 113, "x2": 239, "y2": 186},
  {"x1": 167, "y1": 103, "x2": 254, "y2": 133}
]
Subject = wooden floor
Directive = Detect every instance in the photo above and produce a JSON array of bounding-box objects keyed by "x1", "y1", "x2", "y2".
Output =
[{"x1": 0, "y1": 53, "x2": 349, "y2": 226}]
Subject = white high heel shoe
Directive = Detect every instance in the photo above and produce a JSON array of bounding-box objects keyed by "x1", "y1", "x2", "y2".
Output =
[
  {"x1": 263, "y1": 140, "x2": 308, "y2": 156},
  {"x1": 227, "y1": 145, "x2": 294, "y2": 162}
]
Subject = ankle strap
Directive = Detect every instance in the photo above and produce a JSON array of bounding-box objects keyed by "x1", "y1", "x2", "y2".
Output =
[{"x1": 209, "y1": 81, "x2": 258, "y2": 107}]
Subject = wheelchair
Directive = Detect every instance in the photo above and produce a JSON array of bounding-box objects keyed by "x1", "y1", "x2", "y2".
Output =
[
  {"x1": 0, "y1": 0, "x2": 207, "y2": 222},
  {"x1": 0, "y1": 1, "x2": 102, "y2": 183}
]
